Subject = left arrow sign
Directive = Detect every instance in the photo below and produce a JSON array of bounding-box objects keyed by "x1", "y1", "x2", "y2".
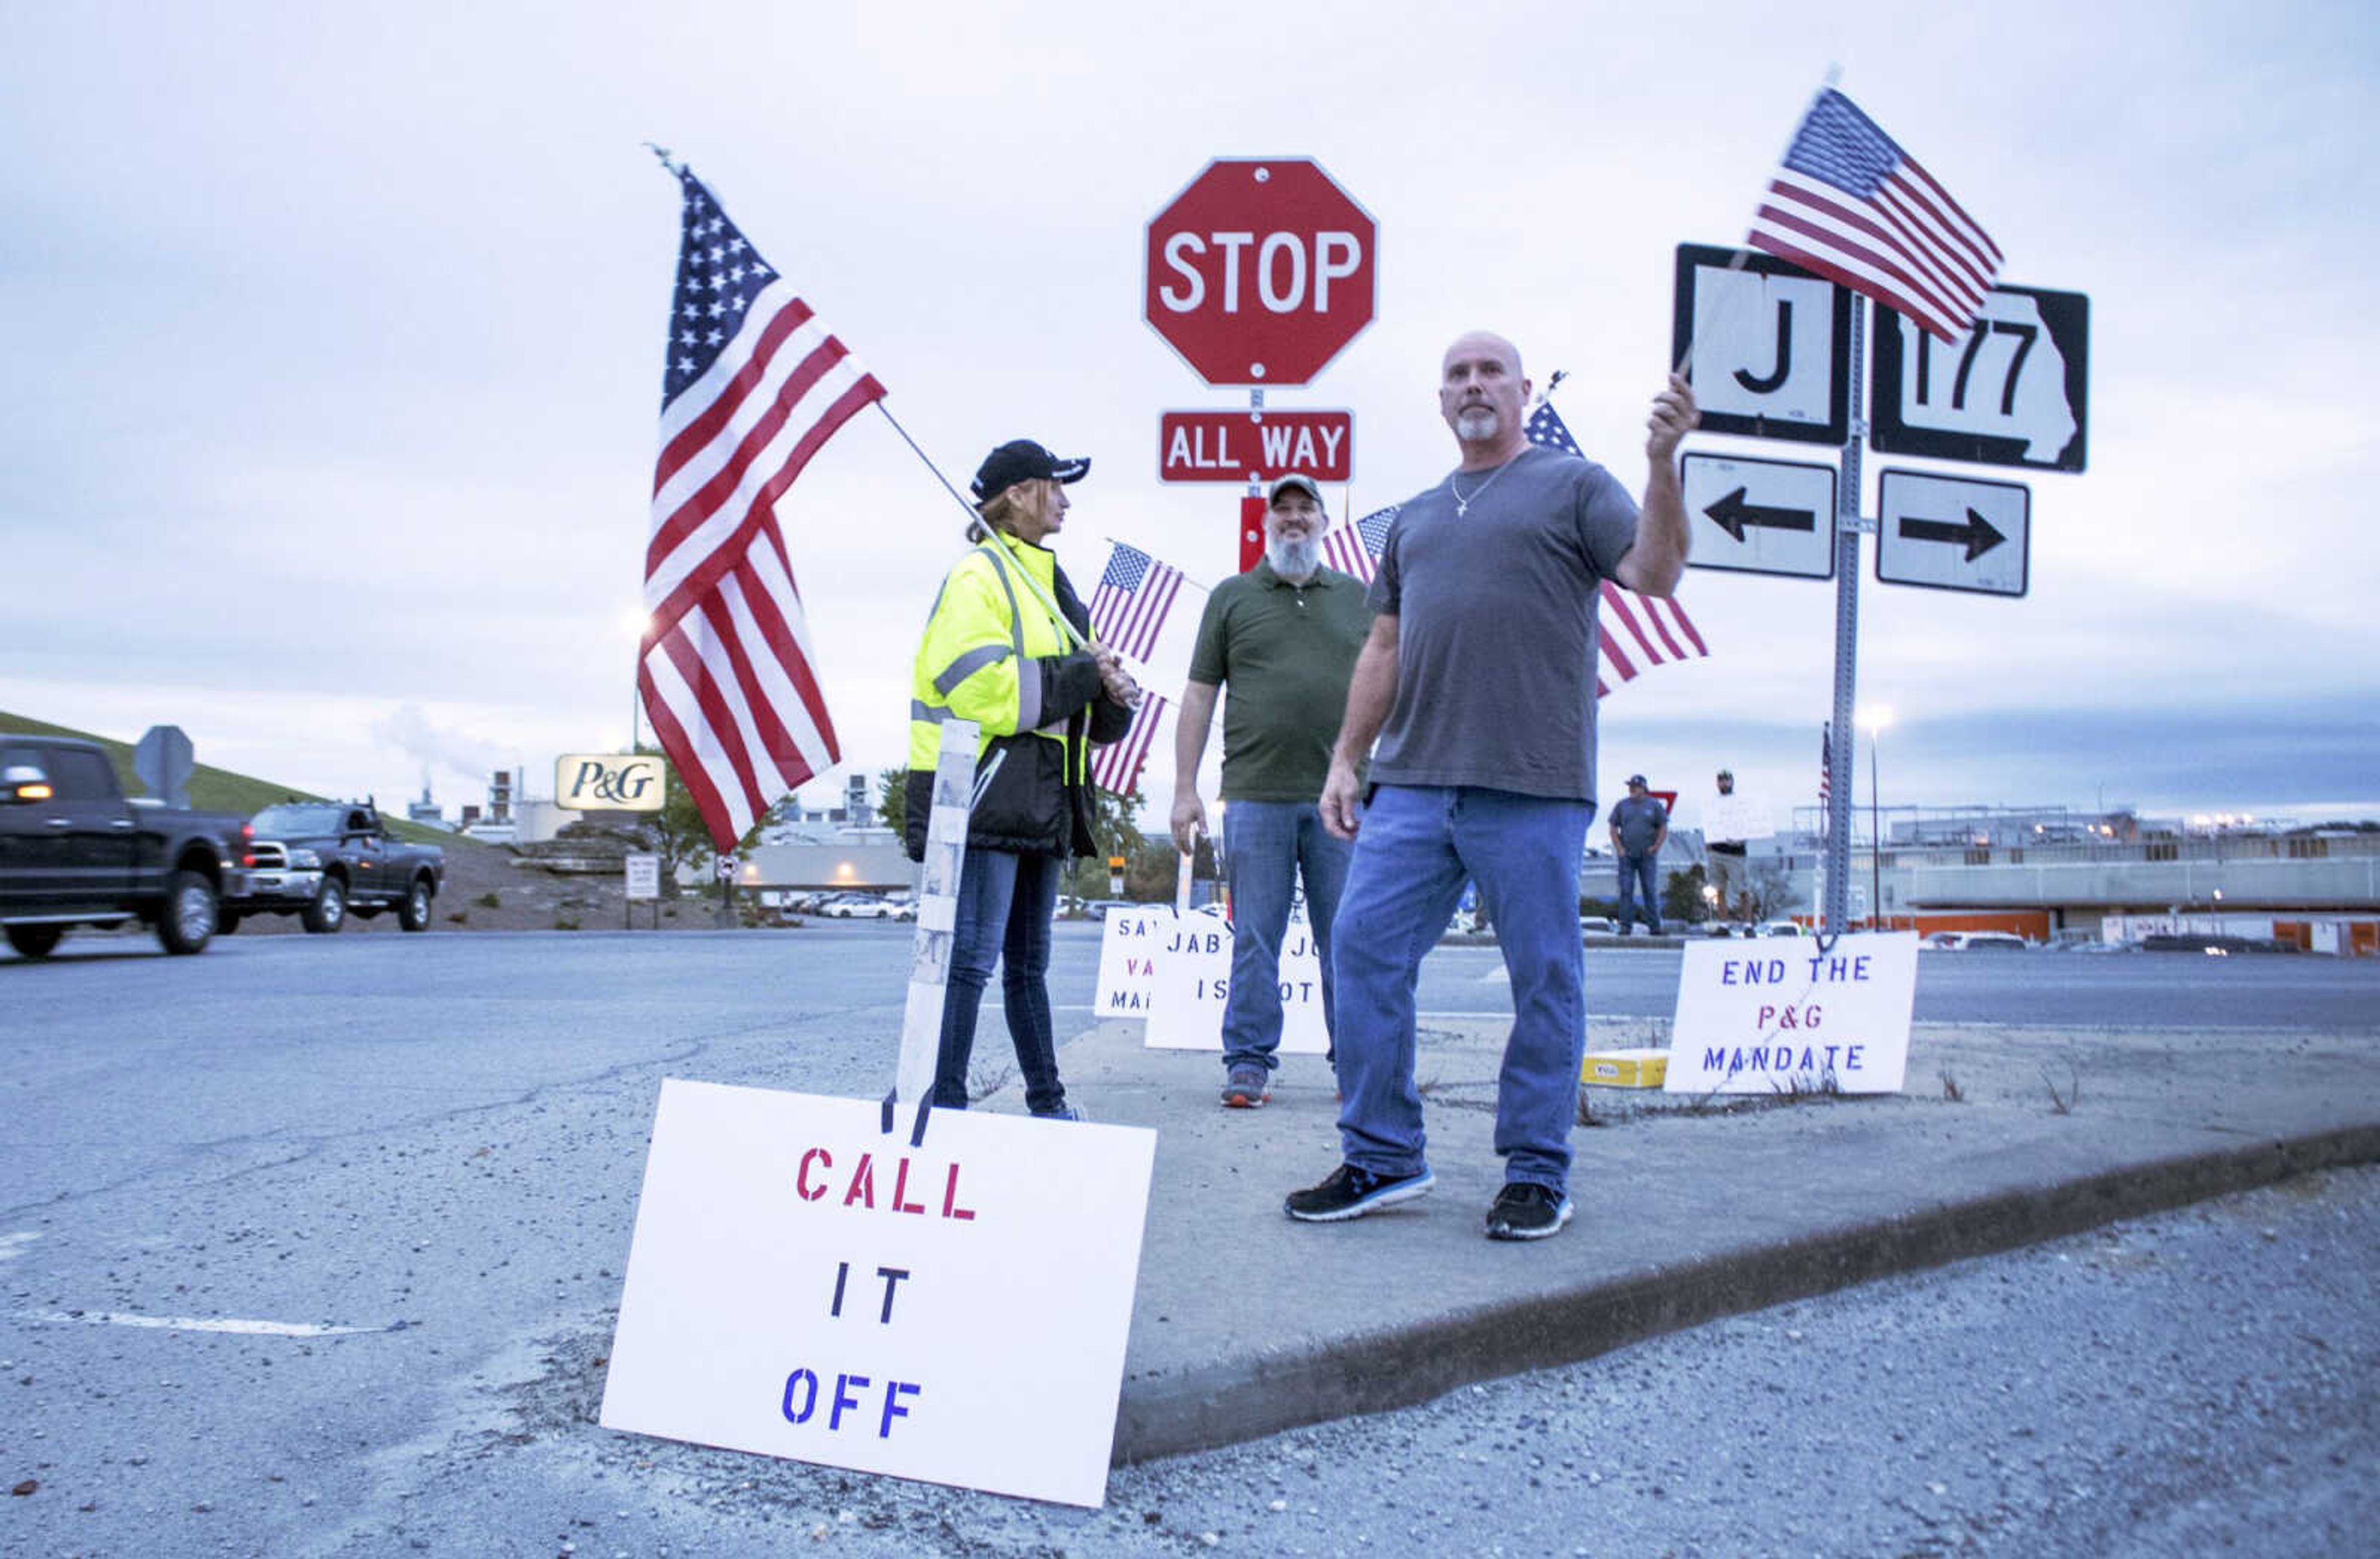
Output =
[{"x1": 1704, "y1": 486, "x2": 1817, "y2": 543}]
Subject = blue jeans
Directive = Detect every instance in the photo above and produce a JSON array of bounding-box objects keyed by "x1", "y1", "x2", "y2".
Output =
[
  {"x1": 1221, "y1": 800, "x2": 1352, "y2": 1072},
  {"x1": 1616, "y1": 852, "x2": 1662, "y2": 933},
  {"x1": 932, "y1": 847, "x2": 1066, "y2": 1115},
  {"x1": 1331, "y1": 785, "x2": 1595, "y2": 1193}
]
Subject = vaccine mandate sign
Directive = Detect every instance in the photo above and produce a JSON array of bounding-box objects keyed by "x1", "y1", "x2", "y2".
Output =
[
  {"x1": 1095, "y1": 908, "x2": 1328, "y2": 1053},
  {"x1": 600, "y1": 1080, "x2": 1157, "y2": 1508},
  {"x1": 1664, "y1": 932, "x2": 1919, "y2": 1095}
]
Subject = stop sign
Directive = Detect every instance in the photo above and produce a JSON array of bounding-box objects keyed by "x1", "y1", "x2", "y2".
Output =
[{"x1": 1144, "y1": 157, "x2": 1377, "y2": 387}]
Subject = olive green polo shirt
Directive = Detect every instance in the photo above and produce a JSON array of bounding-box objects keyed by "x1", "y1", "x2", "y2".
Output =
[{"x1": 1186, "y1": 560, "x2": 1372, "y2": 802}]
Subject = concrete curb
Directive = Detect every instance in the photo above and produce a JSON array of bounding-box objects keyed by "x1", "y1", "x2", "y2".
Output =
[{"x1": 1111, "y1": 1122, "x2": 2380, "y2": 1462}]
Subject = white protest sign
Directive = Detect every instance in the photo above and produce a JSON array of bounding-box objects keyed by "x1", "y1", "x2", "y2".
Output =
[
  {"x1": 1092, "y1": 908, "x2": 1173, "y2": 1018},
  {"x1": 1145, "y1": 910, "x2": 1329, "y2": 1053},
  {"x1": 1663, "y1": 932, "x2": 1918, "y2": 1095},
  {"x1": 601, "y1": 1080, "x2": 1156, "y2": 1508},
  {"x1": 1700, "y1": 790, "x2": 1774, "y2": 843}
]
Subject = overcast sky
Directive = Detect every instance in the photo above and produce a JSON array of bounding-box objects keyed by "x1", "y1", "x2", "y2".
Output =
[{"x1": 5, "y1": 1, "x2": 2375, "y2": 836}]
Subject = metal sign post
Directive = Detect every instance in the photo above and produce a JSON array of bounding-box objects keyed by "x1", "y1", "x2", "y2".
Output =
[{"x1": 1821, "y1": 300, "x2": 1866, "y2": 934}]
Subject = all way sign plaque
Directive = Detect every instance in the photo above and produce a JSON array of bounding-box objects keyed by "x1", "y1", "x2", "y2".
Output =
[
  {"x1": 1682, "y1": 453, "x2": 1836, "y2": 580},
  {"x1": 1157, "y1": 409, "x2": 1352, "y2": 484}
]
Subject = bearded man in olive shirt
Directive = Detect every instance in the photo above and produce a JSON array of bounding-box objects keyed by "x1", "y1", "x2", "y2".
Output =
[{"x1": 1171, "y1": 474, "x2": 1372, "y2": 1108}]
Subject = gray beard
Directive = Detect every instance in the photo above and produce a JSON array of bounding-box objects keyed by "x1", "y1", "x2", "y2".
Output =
[
  {"x1": 1455, "y1": 407, "x2": 1500, "y2": 441},
  {"x1": 1268, "y1": 532, "x2": 1321, "y2": 580}
]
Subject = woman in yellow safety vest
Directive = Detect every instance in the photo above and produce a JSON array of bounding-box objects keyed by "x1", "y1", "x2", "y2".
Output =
[{"x1": 905, "y1": 439, "x2": 1137, "y2": 1120}]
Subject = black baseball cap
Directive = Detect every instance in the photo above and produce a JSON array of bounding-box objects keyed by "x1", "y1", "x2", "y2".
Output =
[
  {"x1": 1626, "y1": 774, "x2": 1648, "y2": 787},
  {"x1": 971, "y1": 439, "x2": 1090, "y2": 500}
]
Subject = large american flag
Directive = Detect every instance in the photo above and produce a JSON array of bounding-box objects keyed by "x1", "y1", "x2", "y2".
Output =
[
  {"x1": 1747, "y1": 88, "x2": 2003, "y2": 343},
  {"x1": 1090, "y1": 691, "x2": 1169, "y2": 797},
  {"x1": 1088, "y1": 542, "x2": 1187, "y2": 663},
  {"x1": 641, "y1": 166, "x2": 884, "y2": 851}
]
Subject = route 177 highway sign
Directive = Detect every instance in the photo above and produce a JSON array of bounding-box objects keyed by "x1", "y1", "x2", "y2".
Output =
[{"x1": 1871, "y1": 283, "x2": 2088, "y2": 472}]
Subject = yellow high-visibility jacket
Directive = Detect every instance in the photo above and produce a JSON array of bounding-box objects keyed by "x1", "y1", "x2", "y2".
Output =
[{"x1": 904, "y1": 531, "x2": 1130, "y2": 860}]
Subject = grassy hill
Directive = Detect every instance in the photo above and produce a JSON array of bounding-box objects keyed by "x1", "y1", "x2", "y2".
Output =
[{"x1": 2, "y1": 709, "x2": 464, "y2": 850}]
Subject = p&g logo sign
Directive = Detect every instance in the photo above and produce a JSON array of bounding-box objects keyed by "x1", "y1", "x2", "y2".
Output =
[{"x1": 556, "y1": 753, "x2": 667, "y2": 813}]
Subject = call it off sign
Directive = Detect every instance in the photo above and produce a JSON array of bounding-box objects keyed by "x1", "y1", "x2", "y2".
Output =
[
  {"x1": 555, "y1": 753, "x2": 666, "y2": 813},
  {"x1": 601, "y1": 1082, "x2": 1156, "y2": 1507}
]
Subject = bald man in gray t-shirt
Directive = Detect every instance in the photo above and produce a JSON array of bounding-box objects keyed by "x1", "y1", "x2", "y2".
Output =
[{"x1": 1282, "y1": 330, "x2": 1698, "y2": 1243}]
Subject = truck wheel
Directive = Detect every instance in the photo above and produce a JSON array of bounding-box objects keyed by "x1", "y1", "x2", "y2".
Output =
[
  {"x1": 6, "y1": 924, "x2": 65, "y2": 959},
  {"x1": 303, "y1": 877, "x2": 348, "y2": 934},
  {"x1": 157, "y1": 870, "x2": 218, "y2": 955},
  {"x1": 398, "y1": 875, "x2": 433, "y2": 932}
]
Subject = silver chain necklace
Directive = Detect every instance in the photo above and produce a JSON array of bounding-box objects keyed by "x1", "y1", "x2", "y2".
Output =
[{"x1": 1449, "y1": 456, "x2": 1517, "y2": 518}]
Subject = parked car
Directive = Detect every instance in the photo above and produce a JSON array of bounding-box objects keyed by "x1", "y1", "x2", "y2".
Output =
[
  {"x1": 1926, "y1": 930, "x2": 2029, "y2": 951},
  {"x1": 1578, "y1": 914, "x2": 1618, "y2": 935},
  {"x1": 818, "y1": 894, "x2": 912, "y2": 921},
  {"x1": 1757, "y1": 919, "x2": 1807, "y2": 937}
]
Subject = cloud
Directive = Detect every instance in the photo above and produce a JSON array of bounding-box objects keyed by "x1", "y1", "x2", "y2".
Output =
[{"x1": 368, "y1": 704, "x2": 519, "y2": 789}]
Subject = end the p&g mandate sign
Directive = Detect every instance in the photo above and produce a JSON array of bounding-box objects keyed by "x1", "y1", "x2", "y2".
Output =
[
  {"x1": 1664, "y1": 932, "x2": 1919, "y2": 1095},
  {"x1": 599, "y1": 1080, "x2": 1157, "y2": 1507}
]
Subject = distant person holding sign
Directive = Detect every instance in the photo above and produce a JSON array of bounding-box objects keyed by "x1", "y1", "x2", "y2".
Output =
[
  {"x1": 904, "y1": 439, "x2": 1138, "y2": 1122},
  {"x1": 1607, "y1": 774, "x2": 1668, "y2": 935},
  {"x1": 1171, "y1": 473, "x2": 1372, "y2": 1108},
  {"x1": 1705, "y1": 767, "x2": 1748, "y2": 919},
  {"x1": 1287, "y1": 330, "x2": 1696, "y2": 1241}
]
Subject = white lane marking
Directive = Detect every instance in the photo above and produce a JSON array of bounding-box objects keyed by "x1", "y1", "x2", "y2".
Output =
[
  {"x1": 15, "y1": 1310, "x2": 385, "y2": 1337},
  {"x1": 0, "y1": 1232, "x2": 40, "y2": 1263}
]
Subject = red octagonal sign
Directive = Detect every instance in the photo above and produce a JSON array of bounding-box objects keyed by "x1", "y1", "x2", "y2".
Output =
[{"x1": 1144, "y1": 157, "x2": 1377, "y2": 388}]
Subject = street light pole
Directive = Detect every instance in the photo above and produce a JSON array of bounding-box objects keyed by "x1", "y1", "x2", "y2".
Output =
[
  {"x1": 1869, "y1": 735, "x2": 1882, "y2": 929},
  {"x1": 1858, "y1": 705, "x2": 1893, "y2": 932}
]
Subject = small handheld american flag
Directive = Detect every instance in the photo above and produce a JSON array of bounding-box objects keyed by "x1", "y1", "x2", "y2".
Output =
[
  {"x1": 1747, "y1": 87, "x2": 2003, "y2": 343},
  {"x1": 1088, "y1": 543, "x2": 1187, "y2": 663},
  {"x1": 1090, "y1": 691, "x2": 1169, "y2": 798}
]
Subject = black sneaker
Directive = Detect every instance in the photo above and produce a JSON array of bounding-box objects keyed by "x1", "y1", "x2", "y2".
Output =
[
  {"x1": 1484, "y1": 1181, "x2": 1574, "y2": 1241},
  {"x1": 1284, "y1": 1163, "x2": 1434, "y2": 1222}
]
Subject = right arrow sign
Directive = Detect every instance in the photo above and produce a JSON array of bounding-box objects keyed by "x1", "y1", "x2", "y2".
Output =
[{"x1": 1875, "y1": 469, "x2": 2032, "y2": 597}]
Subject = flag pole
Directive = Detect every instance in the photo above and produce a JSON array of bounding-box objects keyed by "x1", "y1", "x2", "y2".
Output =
[{"x1": 870, "y1": 401, "x2": 1096, "y2": 654}]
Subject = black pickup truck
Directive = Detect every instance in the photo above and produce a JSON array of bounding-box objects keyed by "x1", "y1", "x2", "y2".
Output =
[
  {"x1": 225, "y1": 800, "x2": 444, "y2": 934},
  {"x1": 0, "y1": 733, "x2": 250, "y2": 958}
]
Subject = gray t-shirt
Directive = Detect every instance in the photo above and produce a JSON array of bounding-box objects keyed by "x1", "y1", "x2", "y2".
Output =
[
  {"x1": 1608, "y1": 793, "x2": 1668, "y2": 854},
  {"x1": 1367, "y1": 444, "x2": 1640, "y2": 801}
]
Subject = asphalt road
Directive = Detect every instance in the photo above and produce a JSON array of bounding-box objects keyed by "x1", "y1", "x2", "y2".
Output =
[{"x1": 2, "y1": 925, "x2": 2374, "y2": 1555}]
